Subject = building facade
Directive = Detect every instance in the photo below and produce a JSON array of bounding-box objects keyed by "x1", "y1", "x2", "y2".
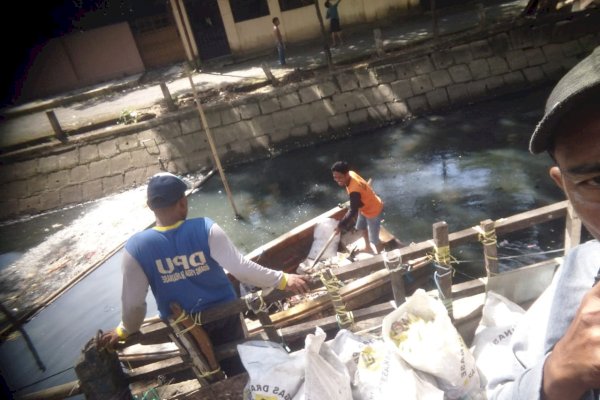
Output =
[{"x1": 15, "y1": 0, "x2": 420, "y2": 102}]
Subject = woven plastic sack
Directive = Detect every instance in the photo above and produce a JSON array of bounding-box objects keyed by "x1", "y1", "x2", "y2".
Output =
[
  {"x1": 382, "y1": 289, "x2": 480, "y2": 399},
  {"x1": 238, "y1": 340, "x2": 305, "y2": 400}
]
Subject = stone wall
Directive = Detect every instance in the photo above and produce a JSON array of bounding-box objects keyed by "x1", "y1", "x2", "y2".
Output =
[{"x1": 1, "y1": 10, "x2": 599, "y2": 220}]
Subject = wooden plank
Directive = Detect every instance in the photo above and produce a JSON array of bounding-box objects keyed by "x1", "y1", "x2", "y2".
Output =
[
  {"x1": 450, "y1": 200, "x2": 568, "y2": 247},
  {"x1": 480, "y1": 219, "x2": 499, "y2": 276},
  {"x1": 264, "y1": 267, "x2": 393, "y2": 327},
  {"x1": 126, "y1": 356, "x2": 189, "y2": 381},
  {"x1": 169, "y1": 303, "x2": 224, "y2": 381},
  {"x1": 383, "y1": 250, "x2": 406, "y2": 305},
  {"x1": 278, "y1": 301, "x2": 396, "y2": 342},
  {"x1": 137, "y1": 321, "x2": 171, "y2": 345},
  {"x1": 433, "y1": 221, "x2": 453, "y2": 318}
]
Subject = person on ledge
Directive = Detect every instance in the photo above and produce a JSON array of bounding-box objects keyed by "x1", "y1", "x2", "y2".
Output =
[
  {"x1": 331, "y1": 161, "x2": 384, "y2": 254},
  {"x1": 99, "y1": 172, "x2": 309, "y2": 375}
]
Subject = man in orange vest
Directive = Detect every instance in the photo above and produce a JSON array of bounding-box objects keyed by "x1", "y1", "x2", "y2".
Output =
[{"x1": 331, "y1": 161, "x2": 384, "y2": 254}]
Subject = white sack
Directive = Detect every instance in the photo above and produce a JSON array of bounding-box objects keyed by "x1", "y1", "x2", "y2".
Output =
[
  {"x1": 381, "y1": 289, "x2": 480, "y2": 399},
  {"x1": 307, "y1": 218, "x2": 340, "y2": 260},
  {"x1": 470, "y1": 290, "x2": 525, "y2": 386},
  {"x1": 302, "y1": 327, "x2": 352, "y2": 400},
  {"x1": 330, "y1": 329, "x2": 443, "y2": 400},
  {"x1": 297, "y1": 218, "x2": 341, "y2": 274},
  {"x1": 238, "y1": 340, "x2": 305, "y2": 400}
]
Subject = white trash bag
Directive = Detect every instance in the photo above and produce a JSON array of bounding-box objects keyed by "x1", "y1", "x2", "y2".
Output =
[
  {"x1": 297, "y1": 218, "x2": 340, "y2": 274},
  {"x1": 302, "y1": 327, "x2": 352, "y2": 400},
  {"x1": 382, "y1": 289, "x2": 480, "y2": 399},
  {"x1": 238, "y1": 340, "x2": 305, "y2": 400},
  {"x1": 470, "y1": 290, "x2": 525, "y2": 386}
]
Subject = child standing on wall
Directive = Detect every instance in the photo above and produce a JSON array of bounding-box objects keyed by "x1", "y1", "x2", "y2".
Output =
[
  {"x1": 325, "y1": 0, "x2": 343, "y2": 47},
  {"x1": 272, "y1": 17, "x2": 286, "y2": 66}
]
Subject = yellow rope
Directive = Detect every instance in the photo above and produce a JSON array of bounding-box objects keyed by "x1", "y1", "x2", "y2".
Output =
[
  {"x1": 198, "y1": 366, "x2": 222, "y2": 378},
  {"x1": 172, "y1": 310, "x2": 189, "y2": 325},
  {"x1": 477, "y1": 227, "x2": 498, "y2": 247},
  {"x1": 319, "y1": 270, "x2": 354, "y2": 328},
  {"x1": 171, "y1": 310, "x2": 203, "y2": 336},
  {"x1": 434, "y1": 244, "x2": 453, "y2": 266}
]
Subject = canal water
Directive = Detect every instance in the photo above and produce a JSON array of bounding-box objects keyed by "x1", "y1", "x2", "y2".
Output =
[{"x1": 0, "y1": 84, "x2": 572, "y2": 397}]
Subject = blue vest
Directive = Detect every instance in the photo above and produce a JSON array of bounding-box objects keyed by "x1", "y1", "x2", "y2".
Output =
[{"x1": 125, "y1": 217, "x2": 236, "y2": 319}]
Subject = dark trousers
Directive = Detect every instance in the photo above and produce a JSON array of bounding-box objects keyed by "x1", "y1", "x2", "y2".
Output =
[
  {"x1": 277, "y1": 43, "x2": 286, "y2": 66},
  {"x1": 203, "y1": 313, "x2": 246, "y2": 377}
]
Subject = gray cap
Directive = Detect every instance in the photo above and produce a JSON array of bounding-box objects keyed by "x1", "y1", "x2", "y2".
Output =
[
  {"x1": 147, "y1": 172, "x2": 188, "y2": 209},
  {"x1": 529, "y1": 45, "x2": 600, "y2": 154}
]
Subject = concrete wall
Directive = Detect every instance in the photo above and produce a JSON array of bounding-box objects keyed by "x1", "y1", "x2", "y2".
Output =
[{"x1": 1, "y1": 12, "x2": 599, "y2": 220}]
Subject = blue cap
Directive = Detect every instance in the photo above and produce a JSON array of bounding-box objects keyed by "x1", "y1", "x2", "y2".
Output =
[{"x1": 147, "y1": 172, "x2": 188, "y2": 209}]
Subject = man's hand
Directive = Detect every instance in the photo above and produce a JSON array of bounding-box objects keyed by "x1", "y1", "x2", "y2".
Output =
[
  {"x1": 98, "y1": 329, "x2": 121, "y2": 349},
  {"x1": 542, "y1": 283, "x2": 600, "y2": 399},
  {"x1": 285, "y1": 274, "x2": 311, "y2": 294}
]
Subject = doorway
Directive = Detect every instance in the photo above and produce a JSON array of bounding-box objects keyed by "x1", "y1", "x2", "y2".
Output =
[{"x1": 184, "y1": 0, "x2": 231, "y2": 60}]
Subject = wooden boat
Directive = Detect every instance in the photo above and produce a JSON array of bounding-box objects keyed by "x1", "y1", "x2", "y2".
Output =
[{"x1": 21, "y1": 200, "x2": 577, "y2": 400}]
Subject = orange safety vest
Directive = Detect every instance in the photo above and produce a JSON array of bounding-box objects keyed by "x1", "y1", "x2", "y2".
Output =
[{"x1": 346, "y1": 171, "x2": 383, "y2": 218}]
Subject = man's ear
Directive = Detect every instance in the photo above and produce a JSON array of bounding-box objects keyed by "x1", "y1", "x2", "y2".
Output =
[{"x1": 549, "y1": 166, "x2": 564, "y2": 191}]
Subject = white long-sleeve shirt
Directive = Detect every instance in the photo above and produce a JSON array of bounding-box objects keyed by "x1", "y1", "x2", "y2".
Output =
[{"x1": 487, "y1": 240, "x2": 600, "y2": 400}]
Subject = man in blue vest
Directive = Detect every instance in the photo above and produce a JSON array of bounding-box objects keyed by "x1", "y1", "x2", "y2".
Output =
[{"x1": 100, "y1": 172, "x2": 310, "y2": 375}]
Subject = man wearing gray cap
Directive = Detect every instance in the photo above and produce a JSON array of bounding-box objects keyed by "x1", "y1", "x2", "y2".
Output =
[
  {"x1": 100, "y1": 172, "x2": 310, "y2": 375},
  {"x1": 488, "y1": 47, "x2": 600, "y2": 399}
]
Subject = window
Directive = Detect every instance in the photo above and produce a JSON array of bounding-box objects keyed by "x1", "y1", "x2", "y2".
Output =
[
  {"x1": 229, "y1": 0, "x2": 270, "y2": 22},
  {"x1": 279, "y1": 0, "x2": 313, "y2": 12}
]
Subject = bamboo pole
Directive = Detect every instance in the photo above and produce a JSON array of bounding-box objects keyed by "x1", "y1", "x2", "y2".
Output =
[
  {"x1": 171, "y1": 0, "x2": 240, "y2": 220},
  {"x1": 186, "y1": 69, "x2": 241, "y2": 218},
  {"x1": 169, "y1": 0, "x2": 194, "y2": 64},
  {"x1": 171, "y1": 0, "x2": 239, "y2": 218}
]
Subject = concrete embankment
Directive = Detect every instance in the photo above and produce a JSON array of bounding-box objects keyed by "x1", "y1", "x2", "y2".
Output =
[{"x1": 0, "y1": 10, "x2": 598, "y2": 220}]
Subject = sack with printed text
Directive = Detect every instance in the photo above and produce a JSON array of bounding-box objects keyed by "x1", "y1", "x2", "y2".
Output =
[
  {"x1": 238, "y1": 340, "x2": 305, "y2": 400},
  {"x1": 470, "y1": 290, "x2": 525, "y2": 386},
  {"x1": 382, "y1": 289, "x2": 481, "y2": 399},
  {"x1": 329, "y1": 329, "x2": 443, "y2": 400}
]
